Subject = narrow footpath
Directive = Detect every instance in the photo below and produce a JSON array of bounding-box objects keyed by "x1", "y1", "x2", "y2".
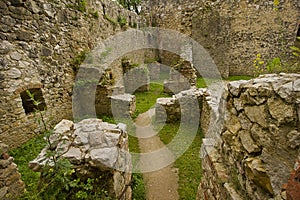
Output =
[{"x1": 134, "y1": 108, "x2": 179, "y2": 200}]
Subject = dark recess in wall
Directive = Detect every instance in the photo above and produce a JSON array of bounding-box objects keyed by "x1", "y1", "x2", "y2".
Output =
[{"x1": 20, "y1": 88, "x2": 46, "y2": 114}]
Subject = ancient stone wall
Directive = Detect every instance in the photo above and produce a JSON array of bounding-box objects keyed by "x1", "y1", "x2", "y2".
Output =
[
  {"x1": 198, "y1": 74, "x2": 300, "y2": 200},
  {"x1": 0, "y1": 0, "x2": 144, "y2": 148},
  {"x1": 156, "y1": 87, "x2": 205, "y2": 123},
  {"x1": 142, "y1": 0, "x2": 300, "y2": 77},
  {"x1": 29, "y1": 119, "x2": 132, "y2": 200},
  {"x1": 0, "y1": 142, "x2": 25, "y2": 200}
]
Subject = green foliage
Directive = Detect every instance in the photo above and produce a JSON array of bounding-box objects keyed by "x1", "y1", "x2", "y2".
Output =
[
  {"x1": 290, "y1": 38, "x2": 300, "y2": 58},
  {"x1": 91, "y1": 11, "x2": 99, "y2": 19},
  {"x1": 266, "y1": 57, "x2": 282, "y2": 73},
  {"x1": 117, "y1": 16, "x2": 127, "y2": 29},
  {"x1": 71, "y1": 49, "x2": 88, "y2": 74},
  {"x1": 9, "y1": 135, "x2": 46, "y2": 199},
  {"x1": 77, "y1": 0, "x2": 87, "y2": 12},
  {"x1": 158, "y1": 123, "x2": 203, "y2": 199},
  {"x1": 131, "y1": 173, "x2": 146, "y2": 200},
  {"x1": 133, "y1": 83, "x2": 170, "y2": 118},
  {"x1": 117, "y1": 0, "x2": 142, "y2": 13},
  {"x1": 104, "y1": 14, "x2": 118, "y2": 26},
  {"x1": 252, "y1": 53, "x2": 265, "y2": 77},
  {"x1": 224, "y1": 76, "x2": 253, "y2": 81}
]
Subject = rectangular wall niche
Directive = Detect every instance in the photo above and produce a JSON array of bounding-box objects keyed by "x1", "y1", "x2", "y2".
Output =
[{"x1": 20, "y1": 88, "x2": 46, "y2": 114}]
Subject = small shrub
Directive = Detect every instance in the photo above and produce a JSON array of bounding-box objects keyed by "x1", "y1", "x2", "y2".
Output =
[
  {"x1": 77, "y1": 0, "x2": 87, "y2": 12},
  {"x1": 91, "y1": 11, "x2": 99, "y2": 19},
  {"x1": 117, "y1": 16, "x2": 127, "y2": 29}
]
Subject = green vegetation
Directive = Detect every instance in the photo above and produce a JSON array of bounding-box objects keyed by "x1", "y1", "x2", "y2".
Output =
[
  {"x1": 77, "y1": 0, "x2": 87, "y2": 12},
  {"x1": 117, "y1": 16, "x2": 127, "y2": 29},
  {"x1": 134, "y1": 83, "x2": 170, "y2": 118},
  {"x1": 158, "y1": 123, "x2": 203, "y2": 199},
  {"x1": 9, "y1": 135, "x2": 46, "y2": 199},
  {"x1": 196, "y1": 75, "x2": 252, "y2": 88},
  {"x1": 117, "y1": 0, "x2": 142, "y2": 13},
  {"x1": 104, "y1": 14, "x2": 118, "y2": 26},
  {"x1": 90, "y1": 11, "x2": 99, "y2": 19}
]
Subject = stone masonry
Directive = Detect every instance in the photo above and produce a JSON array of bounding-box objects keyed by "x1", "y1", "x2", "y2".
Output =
[
  {"x1": 0, "y1": 0, "x2": 144, "y2": 148},
  {"x1": 0, "y1": 142, "x2": 25, "y2": 200},
  {"x1": 143, "y1": 0, "x2": 300, "y2": 77},
  {"x1": 198, "y1": 74, "x2": 300, "y2": 200},
  {"x1": 29, "y1": 119, "x2": 132, "y2": 200},
  {"x1": 156, "y1": 87, "x2": 206, "y2": 123}
]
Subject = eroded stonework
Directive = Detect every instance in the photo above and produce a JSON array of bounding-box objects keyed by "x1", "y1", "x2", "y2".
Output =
[
  {"x1": 29, "y1": 119, "x2": 132, "y2": 200},
  {"x1": 198, "y1": 74, "x2": 300, "y2": 200}
]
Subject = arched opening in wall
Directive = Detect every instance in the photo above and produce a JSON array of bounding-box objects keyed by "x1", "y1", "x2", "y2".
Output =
[{"x1": 20, "y1": 88, "x2": 46, "y2": 114}]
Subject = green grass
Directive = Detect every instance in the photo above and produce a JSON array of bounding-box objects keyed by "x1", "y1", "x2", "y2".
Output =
[
  {"x1": 133, "y1": 83, "x2": 170, "y2": 117},
  {"x1": 224, "y1": 75, "x2": 253, "y2": 81},
  {"x1": 158, "y1": 123, "x2": 203, "y2": 200},
  {"x1": 9, "y1": 134, "x2": 46, "y2": 199},
  {"x1": 196, "y1": 75, "x2": 253, "y2": 88}
]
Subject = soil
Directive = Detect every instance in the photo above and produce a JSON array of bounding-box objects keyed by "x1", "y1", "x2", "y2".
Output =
[{"x1": 134, "y1": 109, "x2": 179, "y2": 200}]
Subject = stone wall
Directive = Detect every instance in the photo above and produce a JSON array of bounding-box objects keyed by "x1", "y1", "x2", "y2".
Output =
[
  {"x1": 142, "y1": 0, "x2": 300, "y2": 77},
  {"x1": 123, "y1": 65, "x2": 150, "y2": 93},
  {"x1": 164, "y1": 59, "x2": 198, "y2": 94},
  {"x1": 29, "y1": 119, "x2": 132, "y2": 200},
  {"x1": 155, "y1": 87, "x2": 205, "y2": 123},
  {"x1": 198, "y1": 74, "x2": 300, "y2": 200},
  {"x1": 0, "y1": 0, "x2": 144, "y2": 148},
  {"x1": 0, "y1": 142, "x2": 25, "y2": 200}
]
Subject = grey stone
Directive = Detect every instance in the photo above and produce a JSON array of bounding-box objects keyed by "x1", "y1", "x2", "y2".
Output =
[
  {"x1": 260, "y1": 150, "x2": 291, "y2": 196},
  {"x1": 287, "y1": 130, "x2": 300, "y2": 149},
  {"x1": 0, "y1": 40, "x2": 13, "y2": 54},
  {"x1": 43, "y1": 4, "x2": 56, "y2": 18},
  {"x1": 54, "y1": 119, "x2": 74, "y2": 135},
  {"x1": 228, "y1": 80, "x2": 248, "y2": 97},
  {"x1": 62, "y1": 147, "x2": 82, "y2": 164},
  {"x1": 7, "y1": 68, "x2": 21, "y2": 79},
  {"x1": 90, "y1": 147, "x2": 118, "y2": 169},
  {"x1": 41, "y1": 46, "x2": 52, "y2": 56},
  {"x1": 10, "y1": 51, "x2": 22, "y2": 61}
]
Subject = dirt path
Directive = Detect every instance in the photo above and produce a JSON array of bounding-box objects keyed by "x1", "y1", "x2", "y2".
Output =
[{"x1": 134, "y1": 109, "x2": 179, "y2": 200}]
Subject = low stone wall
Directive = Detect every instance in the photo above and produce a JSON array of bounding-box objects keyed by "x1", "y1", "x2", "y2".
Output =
[
  {"x1": 94, "y1": 84, "x2": 136, "y2": 118},
  {"x1": 155, "y1": 87, "x2": 206, "y2": 123},
  {"x1": 198, "y1": 74, "x2": 300, "y2": 200},
  {"x1": 0, "y1": 142, "x2": 25, "y2": 200},
  {"x1": 29, "y1": 119, "x2": 132, "y2": 200}
]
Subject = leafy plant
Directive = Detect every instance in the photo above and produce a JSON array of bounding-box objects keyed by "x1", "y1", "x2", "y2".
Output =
[
  {"x1": 253, "y1": 53, "x2": 265, "y2": 77},
  {"x1": 266, "y1": 57, "x2": 282, "y2": 73},
  {"x1": 77, "y1": 0, "x2": 87, "y2": 12},
  {"x1": 118, "y1": 16, "x2": 127, "y2": 29}
]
